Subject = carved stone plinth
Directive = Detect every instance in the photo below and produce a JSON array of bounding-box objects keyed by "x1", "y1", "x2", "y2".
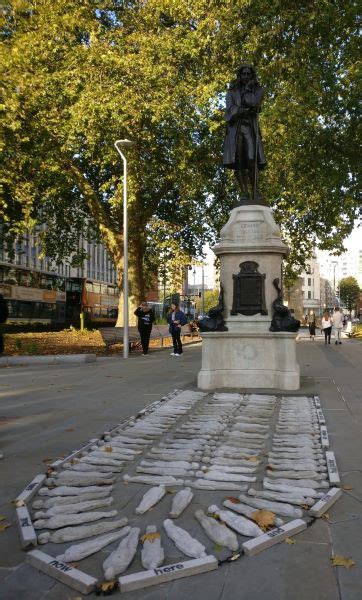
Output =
[
  {"x1": 213, "y1": 205, "x2": 288, "y2": 332},
  {"x1": 197, "y1": 331, "x2": 300, "y2": 391},
  {"x1": 197, "y1": 204, "x2": 300, "y2": 391}
]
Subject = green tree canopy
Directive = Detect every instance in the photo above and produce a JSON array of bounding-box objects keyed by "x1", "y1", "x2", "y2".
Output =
[
  {"x1": 1, "y1": 0, "x2": 360, "y2": 313},
  {"x1": 339, "y1": 276, "x2": 360, "y2": 313}
]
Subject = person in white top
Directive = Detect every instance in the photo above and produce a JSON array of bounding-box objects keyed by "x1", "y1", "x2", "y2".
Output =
[
  {"x1": 321, "y1": 311, "x2": 332, "y2": 344},
  {"x1": 332, "y1": 306, "x2": 343, "y2": 345}
]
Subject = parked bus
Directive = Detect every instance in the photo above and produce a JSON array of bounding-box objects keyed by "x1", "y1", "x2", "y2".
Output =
[{"x1": 0, "y1": 265, "x2": 118, "y2": 327}]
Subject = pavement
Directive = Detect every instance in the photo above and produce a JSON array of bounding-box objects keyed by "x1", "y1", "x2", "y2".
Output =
[{"x1": 0, "y1": 332, "x2": 361, "y2": 600}]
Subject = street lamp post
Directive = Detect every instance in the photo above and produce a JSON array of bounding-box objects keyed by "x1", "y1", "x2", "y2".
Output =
[
  {"x1": 114, "y1": 139, "x2": 135, "y2": 359},
  {"x1": 201, "y1": 265, "x2": 205, "y2": 316},
  {"x1": 193, "y1": 268, "x2": 196, "y2": 318}
]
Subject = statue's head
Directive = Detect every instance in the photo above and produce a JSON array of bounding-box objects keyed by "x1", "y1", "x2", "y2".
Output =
[{"x1": 236, "y1": 64, "x2": 258, "y2": 86}]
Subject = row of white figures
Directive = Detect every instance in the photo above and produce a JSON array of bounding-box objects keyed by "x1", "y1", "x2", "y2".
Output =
[
  {"x1": 170, "y1": 394, "x2": 275, "y2": 489},
  {"x1": 117, "y1": 393, "x2": 209, "y2": 487},
  {"x1": 122, "y1": 392, "x2": 245, "y2": 489},
  {"x1": 30, "y1": 391, "x2": 203, "y2": 546},
  {"x1": 192, "y1": 394, "x2": 277, "y2": 489},
  {"x1": 171, "y1": 392, "x2": 251, "y2": 490},
  {"x1": 51, "y1": 492, "x2": 267, "y2": 579},
  {"x1": 27, "y1": 393, "x2": 332, "y2": 589},
  {"x1": 101, "y1": 495, "x2": 277, "y2": 580},
  {"x1": 260, "y1": 396, "x2": 330, "y2": 511},
  {"x1": 75, "y1": 391, "x2": 199, "y2": 472}
]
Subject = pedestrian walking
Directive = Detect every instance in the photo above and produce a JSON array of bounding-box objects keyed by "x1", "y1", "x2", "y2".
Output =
[
  {"x1": 332, "y1": 306, "x2": 343, "y2": 345},
  {"x1": 167, "y1": 302, "x2": 187, "y2": 356},
  {"x1": 0, "y1": 294, "x2": 8, "y2": 356},
  {"x1": 134, "y1": 301, "x2": 155, "y2": 356},
  {"x1": 309, "y1": 317, "x2": 316, "y2": 340},
  {"x1": 321, "y1": 311, "x2": 332, "y2": 345}
]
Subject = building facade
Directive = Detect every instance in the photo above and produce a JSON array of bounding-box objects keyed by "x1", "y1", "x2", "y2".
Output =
[{"x1": 0, "y1": 227, "x2": 117, "y2": 284}]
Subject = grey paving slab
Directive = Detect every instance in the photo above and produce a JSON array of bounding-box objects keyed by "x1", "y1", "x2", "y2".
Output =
[
  {"x1": 168, "y1": 563, "x2": 229, "y2": 600},
  {"x1": 0, "y1": 564, "x2": 56, "y2": 600},
  {"x1": 1, "y1": 338, "x2": 362, "y2": 599},
  {"x1": 220, "y1": 542, "x2": 339, "y2": 600},
  {"x1": 330, "y1": 518, "x2": 362, "y2": 600}
]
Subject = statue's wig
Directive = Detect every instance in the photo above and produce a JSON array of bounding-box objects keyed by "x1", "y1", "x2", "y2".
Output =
[{"x1": 236, "y1": 64, "x2": 259, "y2": 85}]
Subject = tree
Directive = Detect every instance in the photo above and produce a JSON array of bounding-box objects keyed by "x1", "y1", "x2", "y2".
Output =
[
  {"x1": 1, "y1": 0, "x2": 360, "y2": 313},
  {"x1": 1, "y1": 0, "x2": 220, "y2": 322},
  {"x1": 339, "y1": 276, "x2": 360, "y2": 313}
]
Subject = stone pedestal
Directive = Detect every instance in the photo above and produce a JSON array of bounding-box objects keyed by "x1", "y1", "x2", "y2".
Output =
[
  {"x1": 197, "y1": 331, "x2": 300, "y2": 390},
  {"x1": 197, "y1": 205, "x2": 300, "y2": 391}
]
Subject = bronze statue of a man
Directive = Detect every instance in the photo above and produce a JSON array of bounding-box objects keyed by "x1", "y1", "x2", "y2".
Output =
[{"x1": 223, "y1": 64, "x2": 267, "y2": 205}]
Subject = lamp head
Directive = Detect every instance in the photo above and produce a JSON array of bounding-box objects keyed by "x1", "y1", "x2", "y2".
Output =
[{"x1": 115, "y1": 139, "x2": 135, "y2": 148}]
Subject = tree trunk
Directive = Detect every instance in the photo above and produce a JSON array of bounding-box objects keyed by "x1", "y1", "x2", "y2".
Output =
[{"x1": 69, "y1": 164, "x2": 147, "y2": 327}]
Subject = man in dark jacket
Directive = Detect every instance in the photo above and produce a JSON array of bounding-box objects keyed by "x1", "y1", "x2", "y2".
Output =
[
  {"x1": 0, "y1": 294, "x2": 9, "y2": 355},
  {"x1": 134, "y1": 302, "x2": 155, "y2": 355}
]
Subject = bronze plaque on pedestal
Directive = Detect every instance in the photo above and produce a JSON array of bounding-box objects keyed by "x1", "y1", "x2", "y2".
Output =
[{"x1": 231, "y1": 261, "x2": 267, "y2": 316}]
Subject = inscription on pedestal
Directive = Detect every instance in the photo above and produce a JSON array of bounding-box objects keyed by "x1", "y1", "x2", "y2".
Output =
[
  {"x1": 231, "y1": 262, "x2": 267, "y2": 316},
  {"x1": 238, "y1": 221, "x2": 262, "y2": 243}
]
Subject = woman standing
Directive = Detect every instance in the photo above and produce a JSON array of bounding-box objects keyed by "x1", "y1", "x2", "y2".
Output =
[
  {"x1": 321, "y1": 311, "x2": 332, "y2": 345},
  {"x1": 134, "y1": 301, "x2": 155, "y2": 355},
  {"x1": 167, "y1": 302, "x2": 187, "y2": 356},
  {"x1": 309, "y1": 317, "x2": 316, "y2": 341}
]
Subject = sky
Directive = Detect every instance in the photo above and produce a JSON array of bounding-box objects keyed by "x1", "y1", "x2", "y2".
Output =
[{"x1": 342, "y1": 222, "x2": 361, "y2": 252}]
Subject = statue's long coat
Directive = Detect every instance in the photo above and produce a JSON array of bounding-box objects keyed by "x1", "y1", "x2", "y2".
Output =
[{"x1": 223, "y1": 83, "x2": 266, "y2": 170}]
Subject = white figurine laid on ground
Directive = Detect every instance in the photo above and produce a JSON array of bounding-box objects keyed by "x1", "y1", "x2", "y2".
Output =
[
  {"x1": 135, "y1": 485, "x2": 166, "y2": 515},
  {"x1": 169, "y1": 488, "x2": 194, "y2": 518},
  {"x1": 237, "y1": 494, "x2": 303, "y2": 518},
  {"x1": 136, "y1": 466, "x2": 194, "y2": 477},
  {"x1": 34, "y1": 509, "x2": 118, "y2": 530},
  {"x1": 38, "y1": 516, "x2": 128, "y2": 544},
  {"x1": 248, "y1": 488, "x2": 314, "y2": 506},
  {"x1": 97, "y1": 443, "x2": 142, "y2": 457},
  {"x1": 194, "y1": 510, "x2": 239, "y2": 551},
  {"x1": 204, "y1": 464, "x2": 258, "y2": 474},
  {"x1": 222, "y1": 498, "x2": 285, "y2": 527},
  {"x1": 32, "y1": 489, "x2": 111, "y2": 509},
  {"x1": 263, "y1": 481, "x2": 324, "y2": 498},
  {"x1": 263, "y1": 477, "x2": 329, "y2": 489},
  {"x1": 163, "y1": 519, "x2": 206, "y2": 559},
  {"x1": 123, "y1": 474, "x2": 184, "y2": 486},
  {"x1": 38, "y1": 485, "x2": 113, "y2": 497},
  {"x1": 207, "y1": 505, "x2": 263, "y2": 537},
  {"x1": 103, "y1": 527, "x2": 140, "y2": 580},
  {"x1": 34, "y1": 496, "x2": 114, "y2": 518},
  {"x1": 267, "y1": 462, "x2": 327, "y2": 473},
  {"x1": 64, "y1": 462, "x2": 120, "y2": 473},
  {"x1": 79, "y1": 456, "x2": 125, "y2": 468},
  {"x1": 266, "y1": 470, "x2": 327, "y2": 481},
  {"x1": 56, "y1": 527, "x2": 131, "y2": 563},
  {"x1": 45, "y1": 472, "x2": 114, "y2": 487},
  {"x1": 141, "y1": 525, "x2": 165, "y2": 570},
  {"x1": 186, "y1": 479, "x2": 248, "y2": 492},
  {"x1": 196, "y1": 471, "x2": 256, "y2": 483},
  {"x1": 140, "y1": 460, "x2": 199, "y2": 470},
  {"x1": 88, "y1": 450, "x2": 133, "y2": 462}
]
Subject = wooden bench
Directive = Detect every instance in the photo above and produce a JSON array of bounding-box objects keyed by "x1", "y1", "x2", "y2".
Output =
[{"x1": 99, "y1": 324, "x2": 200, "y2": 352}]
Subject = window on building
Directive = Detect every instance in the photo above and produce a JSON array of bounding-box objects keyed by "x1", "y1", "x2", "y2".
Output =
[
  {"x1": 308, "y1": 278, "x2": 311, "y2": 286},
  {"x1": 308, "y1": 291, "x2": 312, "y2": 299}
]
